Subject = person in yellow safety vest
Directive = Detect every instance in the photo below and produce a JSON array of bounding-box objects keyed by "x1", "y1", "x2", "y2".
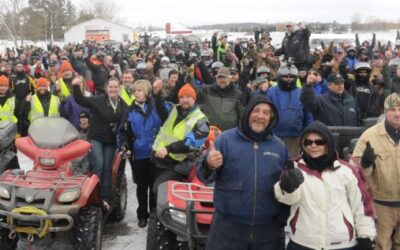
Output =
[
  {"x1": 217, "y1": 34, "x2": 229, "y2": 62},
  {"x1": 21, "y1": 77, "x2": 60, "y2": 122},
  {"x1": 0, "y1": 75, "x2": 20, "y2": 170},
  {"x1": 119, "y1": 70, "x2": 135, "y2": 106},
  {"x1": 151, "y1": 83, "x2": 210, "y2": 195},
  {"x1": 0, "y1": 75, "x2": 18, "y2": 123},
  {"x1": 54, "y1": 60, "x2": 75, "y2": 101}
]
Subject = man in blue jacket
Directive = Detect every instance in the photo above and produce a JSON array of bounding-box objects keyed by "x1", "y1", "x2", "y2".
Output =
[
  {"x1": 266, "y1": 64, "x2": 313, "y2": 157},
  {"x1": 197, "y1": 95, "x2": 289, "y2": 250}
]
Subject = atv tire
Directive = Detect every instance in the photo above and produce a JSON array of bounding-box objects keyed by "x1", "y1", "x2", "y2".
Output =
[
  {"x1": 75, "y1": 206, "x2": 102, "y2": 250},
  {"x1": 108, "y1": 174, "x2": 127, "y2": 222},
  {"x1": 0, "y1": 225, "x2": 18, "y2": 250},
  {"x1": 146, "y1": 211, "x2": 177, "y2": 250}
]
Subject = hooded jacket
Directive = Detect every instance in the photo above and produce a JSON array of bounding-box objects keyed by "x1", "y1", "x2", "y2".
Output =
[
  {"x1": 274, "y1": 121, "x2": 376, "y2": 249},
  {"x1": 197, "y1": 95, "x2": 290, "y2": 225}
]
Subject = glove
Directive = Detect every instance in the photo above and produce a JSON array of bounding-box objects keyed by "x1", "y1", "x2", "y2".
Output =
[
  {"x1": 280, "y1": 161, "x2": 304, "y2": 193},
  {"x1": 360, "y1": 141, "x2": 376, "y2": 169},
  {"x1": 356, "y1": 237, "x2": 375, "y2": 250},
  {"x1": 119, "y1": 144, "x2": 132, "y2": 159}
]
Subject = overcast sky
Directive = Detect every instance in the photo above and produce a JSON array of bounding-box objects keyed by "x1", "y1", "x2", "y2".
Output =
[{"x1": 74, "y1": 0, "x2": 400, "y2": 28}]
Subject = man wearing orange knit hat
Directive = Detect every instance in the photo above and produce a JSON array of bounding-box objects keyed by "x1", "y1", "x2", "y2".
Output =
[
  {"x1": 151, "y1": 83, "x2": 209, "y2": 197},
  {"x1": 54, "y1": 60, "x2": 75, "y2": 101},
  {"x1": 20, "y1": 77, "x2": 60, "y2": 122}
]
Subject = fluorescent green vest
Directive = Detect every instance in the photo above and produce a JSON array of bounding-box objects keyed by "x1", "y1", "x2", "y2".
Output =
[
  {"x1": 153, "y1": 106, "x2": 205, "y2": 161},
  {"x1": 120, "y1": 86, "x2": 135, "y2": 106},
  {"x1": 0, "y1": 96, "x2": 17, "y2": 123},
  {"x1": 58, "y1": 78, "x2": 71, "y2": 100},
  {"x1": 29, "y1": 94, "x2": 60, "y2": 122}
]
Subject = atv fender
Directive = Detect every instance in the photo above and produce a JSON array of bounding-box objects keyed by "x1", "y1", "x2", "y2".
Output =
[{"x1": 76, "y1": 174, "x2": 102, "y2": 207}]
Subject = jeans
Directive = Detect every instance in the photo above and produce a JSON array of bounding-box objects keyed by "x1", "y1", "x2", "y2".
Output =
[
  {"x1": 206, "y1": 212, "x2": 285, "y2": 250},
  {"x1": 89, "y1": 139, "x2": 115, "y2": 203}
]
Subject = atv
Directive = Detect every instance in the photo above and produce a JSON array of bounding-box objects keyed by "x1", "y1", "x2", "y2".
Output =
[
  {"x1": 0, "y1": 117, "x2": 127, "y2": 250},
  {"x1": 146, "y1": 126, "x2": 221, "y2": 250},
  {"x1": 328, "y1": 117, "x2": 380, "y2": 159},
  {"x1": 0, "y1": 121, "x2": 18, "y2": 174}
]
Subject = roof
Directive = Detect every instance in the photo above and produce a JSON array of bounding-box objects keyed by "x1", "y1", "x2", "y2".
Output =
[{"x1": 69, "y1": 18, "x2": 135, "y2": 31}]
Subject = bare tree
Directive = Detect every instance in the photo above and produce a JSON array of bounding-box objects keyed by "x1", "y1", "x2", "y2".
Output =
[{"x1": 0, "y1": 0, "x2": 26, "y2": 48}]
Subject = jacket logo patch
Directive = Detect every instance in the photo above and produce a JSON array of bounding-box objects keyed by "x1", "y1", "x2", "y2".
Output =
[
  {"x1": 348, "y1": 108, "x2": 355, "y2": 112},
  {"x1": 263, "y1": 151, "x2": 280, "y2": 159}
]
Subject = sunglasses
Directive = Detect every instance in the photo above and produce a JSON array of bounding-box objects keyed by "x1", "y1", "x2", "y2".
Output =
[{"x1": 304, "y1": 139, "x2": 326, "y2": 146}]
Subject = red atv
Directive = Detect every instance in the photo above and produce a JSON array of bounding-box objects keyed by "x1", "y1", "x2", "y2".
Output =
[
  {"x1": 146, "y1": 126, "x2": 221, "y2": 250},
  {"x1": 0, "y1": 117, "x2": 127, "y2": 250}
]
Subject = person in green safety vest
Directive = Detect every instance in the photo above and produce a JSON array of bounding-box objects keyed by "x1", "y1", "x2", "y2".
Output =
[
  {"x1": 119, "y1": 70, "x2": 135, "y2": 106},
  {"x1": 54, "y1": 60, "x2": 75, "y2": 101},
  {"x1": 21, "y1": 77, "x2": 60, "y2": 123},
  {"x1": 151, "y1": 83, "x2": 210, "y2": 195},
  {"x1": 0, "y1": 75, "x2": 20, "y2": 170},
  {"x1": 0, "y1": 75, "x2": 18, "y2": 124}
]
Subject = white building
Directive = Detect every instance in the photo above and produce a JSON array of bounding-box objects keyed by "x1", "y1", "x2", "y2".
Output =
[{"x1": 64, "y1": 18, "x2": 135, "y2": 43}]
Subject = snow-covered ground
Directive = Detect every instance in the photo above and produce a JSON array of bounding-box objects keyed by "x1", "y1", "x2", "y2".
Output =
[{"x1": 16, "y1": 152, "x2": 147, "y2": 250}]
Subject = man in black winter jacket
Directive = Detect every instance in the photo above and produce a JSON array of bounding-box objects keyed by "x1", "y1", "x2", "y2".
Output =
[
  {"x1": 275, "y1": 22, "x2": 311, "y2": 69},
  {"x1": 84, "y1": 52, "x2": 116, "y2": 95},
  {"x1": 301, "y1": 73, "x2": 361, "y2": 126}
]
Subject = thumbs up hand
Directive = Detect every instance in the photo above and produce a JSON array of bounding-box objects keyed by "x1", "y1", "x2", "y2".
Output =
[
  {"x1": 360, "y1": 141, "x2": 377, "y2": 169},
  {"x1": 206, "y1": 141, "x2": 223, "y2": 170},
  {"x1": 280, "y1": 161, "x2": 304, "y2": 193}
]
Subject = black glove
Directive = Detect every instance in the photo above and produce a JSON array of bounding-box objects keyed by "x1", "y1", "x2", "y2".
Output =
[
  {"x1": 360, "y1": 141, "x2": 376, "y2": 169},
  {"x1": 356, "y1": 237, "x2": 374, "y2": 250},
  {"x1": 280, "y1": 161, "x2": 304, "y2": 193}
]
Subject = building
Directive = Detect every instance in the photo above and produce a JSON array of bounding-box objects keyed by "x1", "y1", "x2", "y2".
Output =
[
  {"x1": 165, "y1": 23, "x2": 193, "y2": 35},
  {"x1": 64, "y1": 18, "x2": 135, "y2": 43}
]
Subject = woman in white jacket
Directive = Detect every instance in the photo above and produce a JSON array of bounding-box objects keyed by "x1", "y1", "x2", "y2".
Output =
[{"x1": 274, "y1": 121, "x2": 376, "y2": 250}]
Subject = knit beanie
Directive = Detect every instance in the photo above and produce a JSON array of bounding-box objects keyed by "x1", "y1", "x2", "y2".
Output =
[
  {"x1": 36, "y1": 77, "x2": 49, "y2": 88},
  {"x1": 178, "y1": 83, "x2": 196, "y2": 100},
  {"x1": 60, "y1": 61, "x2": 73, "y2": 73},
  {"x1": 0, "y1": 75, "x2": 9, "y2": 87}
]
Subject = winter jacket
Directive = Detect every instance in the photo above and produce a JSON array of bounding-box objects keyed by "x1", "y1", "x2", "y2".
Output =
[
  {"x1": 274, "y1": 159, "x2": 376, "y2": 249},
  {"x1": 197, "y1": 83, "x2": 244, "y2": 131},
  {"x1": 72, "y1": 85, "x2": 127, "y2": 145},
  {"x1": 275, "y1": 28, "x2": 311, "y2": 66},
  {"x1": 275, "y1": 121, "x2": 376, "y2": 249},
  {"x1": 197, "y1": 96, "x2": 290, "y2": 225},
  {"x1": 301, "y1": 85, "x2": 361, "y2": 126},
  {"x1": 60, "y1": 92, "x2": 91, "y2": 128},
  {"x1": 118, "y1": 98, "x2": 168, "y2": 160},
  {"x1": 349, "y1": 82, "x2": 381, "y2": 118},
  {"x1": 353, "y1": 121, "x2": 400, "y2": 202},
  {"x1": 266, "y1": 85, "x2": 313, "y2": 137}
]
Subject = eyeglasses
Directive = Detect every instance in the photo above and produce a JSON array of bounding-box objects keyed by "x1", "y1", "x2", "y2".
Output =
[{"x1": 304, "y1": 139, "x2": 326, "y2": 146}]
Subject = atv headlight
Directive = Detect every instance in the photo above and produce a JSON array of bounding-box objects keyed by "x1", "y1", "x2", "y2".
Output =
[
  {"x1": 39, "y1": 157, "x2": 55, "y2": 166},
  {"x1": 58, "y1": 189, "x2": 80, "y2": 203},
  {"x1": 169, "y1": 202, "x2": 186, "y2": 224},
  {"x1": 0, "y1": 186, "x2": 10, "y2": 199}
]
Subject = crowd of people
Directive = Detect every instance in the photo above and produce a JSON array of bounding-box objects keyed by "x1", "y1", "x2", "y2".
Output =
[{"x1": 1, "y1": 22, "x2": 400, "y2": 249}]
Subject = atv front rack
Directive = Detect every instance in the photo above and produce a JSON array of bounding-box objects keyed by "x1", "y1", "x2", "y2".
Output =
[
  {"x1": 171, "y1": 182, "x2": 214, "y2": 202},
  {"x1": 158, "y1": 181, "x2": 215, "y2": 250}
]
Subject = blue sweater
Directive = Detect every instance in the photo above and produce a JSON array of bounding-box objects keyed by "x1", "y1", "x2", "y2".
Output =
[{"x1": 197, "y1": 128, "x2": 289, "y2": 225}]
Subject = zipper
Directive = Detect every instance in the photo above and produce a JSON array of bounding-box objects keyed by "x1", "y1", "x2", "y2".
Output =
[{"x1": 251, "y1": 142, "x2": 259, "y2": 240}]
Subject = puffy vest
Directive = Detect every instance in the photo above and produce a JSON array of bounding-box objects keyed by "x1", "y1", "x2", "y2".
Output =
[
  {"x1": 217, "y1": 42, "x2": 229, "y2": 62},
  {"x1": 0, "y1": 96, "x2": 18, "y2": 123},
  {"x1": 120, "y1": 86, "x2": 135, "y2": 106},
  {"x1": 29, "y1": 94, "x2": 60, "y2": 122},
  {"x1": 152, "y1": 106, "x2": 205, "y2": 161},
  {"x1": 58, "y1": 78, "x2": 71, "y2": 100}
]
